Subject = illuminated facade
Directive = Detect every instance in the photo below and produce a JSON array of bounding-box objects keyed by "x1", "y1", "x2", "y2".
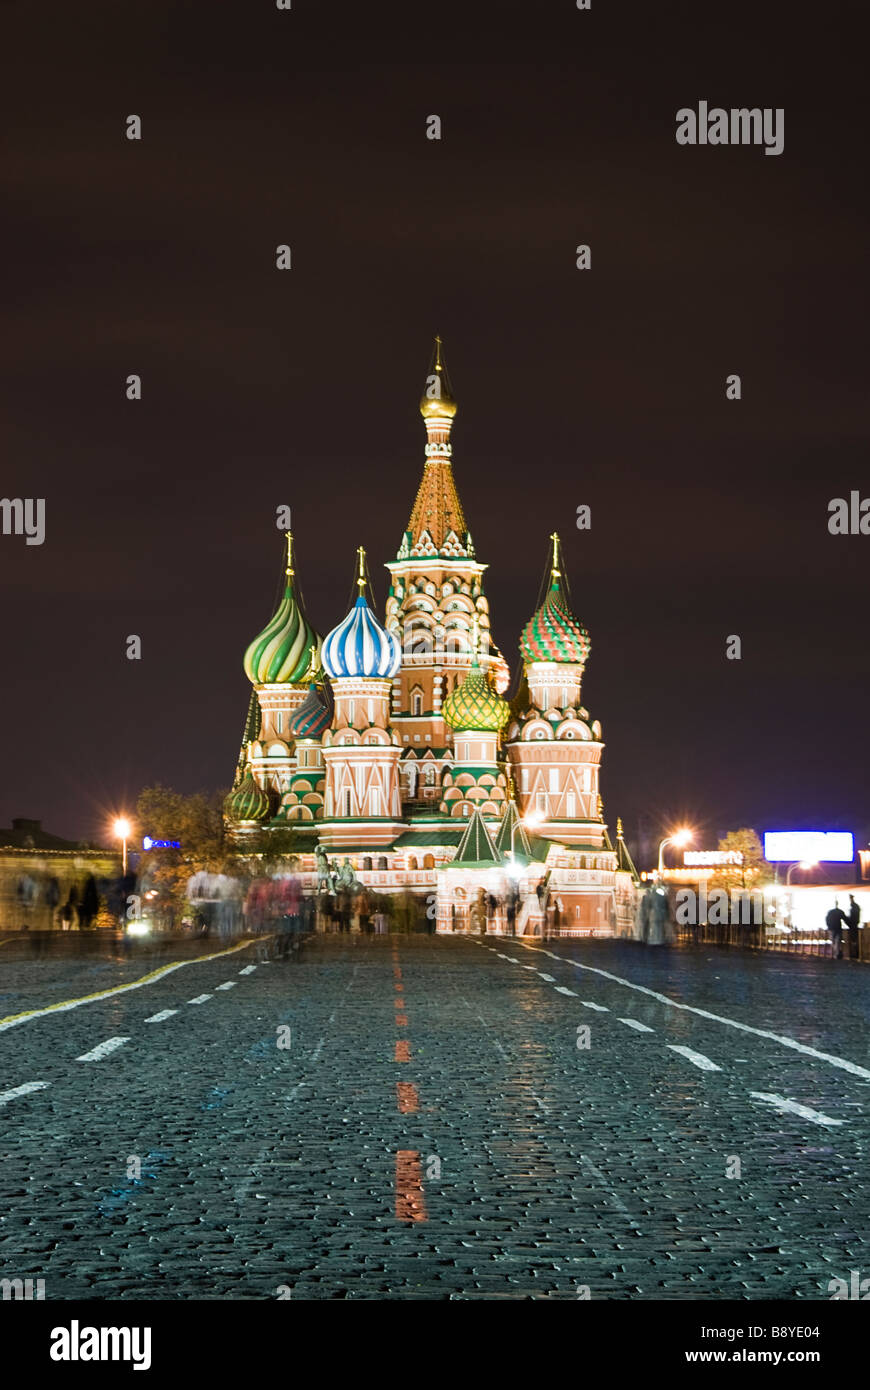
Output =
[{"x1": 225, "y1": 340, "x2": 638, "y2": 935}]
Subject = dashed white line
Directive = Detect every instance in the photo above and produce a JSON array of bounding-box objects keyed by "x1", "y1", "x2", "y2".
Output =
[
  {"x1": 581, "y1": 1000, "x2": 609, "y2": 1012},
  {"x1": 144, "y1": 1009, "x2": 177, "y2": 1023},
  {"x1": 504, "y1": 957, "x2": 520, "y2": 963},
  {"x1": 76, "y1": 1037, "x2": 130, "y2": 1062},
  {"x1": 0, "y1": 1081, "x2": 50, "y2": 1107},
  {"x1": 537, "y1": 972, "x2": 556, "y2": 982},
  {"x1": 215, "y1": 982, "x2": 237, "y2": 991},
  {"x1": 188, "y1": 994, "x2": 213, "y2": 1005},
  {"x1": 667, "y1": 1045, "x2": 721, "y2": 1072},
  {"x1": 619, "y1": 1018, "x2": 655, "y2": 1033},
  {"x1": 554, "y1": 985, "x2": 578, "y2": 996},
  {"x1": 749, "y1": 1092, "x2": 843, "y2": 1128},
  {"x1": 516, "y1": 943, "x2": 870, "y2": 1082},
  {"x1": 239, "y1": 966, "x2": 257, "y2": 976},
  {"x1": 311, "y1": 1037, "x2": 325, "y2": 1063}
]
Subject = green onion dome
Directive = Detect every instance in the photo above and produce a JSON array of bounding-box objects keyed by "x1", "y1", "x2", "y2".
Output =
[
  {"x1": 443, "y1": 656, "x2": 510, "y2": 733},
  {"x1": 520, "y1": 574, "x2": 590, "y2": 666},
  {"x1": 243, "y1": 536, "x2": 322, "y2": 685},
  {"x1": 224, "y1": 769, "x2": 271, "y2": 822}
]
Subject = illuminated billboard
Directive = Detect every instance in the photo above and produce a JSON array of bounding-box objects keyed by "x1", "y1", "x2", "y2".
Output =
[{"x1": 763, "y1": 831, "x2": 854, "y2": 863}]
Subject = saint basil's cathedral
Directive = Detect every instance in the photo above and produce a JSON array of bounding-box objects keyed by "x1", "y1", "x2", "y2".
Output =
[{"x1": 225, "y1": 340, "x2": 638, "y2": 936}]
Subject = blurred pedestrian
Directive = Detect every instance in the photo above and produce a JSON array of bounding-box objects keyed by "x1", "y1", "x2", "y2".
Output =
[
  {"x1": 846, "y1": 894, "x2": 861, "y2": 960},
  {"x1": 354, "y1": 885, "x2": 372, "y2": 934},
  {"x1": 79, "y1": 875, "x2": 99, "y2": 931},
  {"x1": 825, "y1": 900, "x2": 846, "y2": 959}
]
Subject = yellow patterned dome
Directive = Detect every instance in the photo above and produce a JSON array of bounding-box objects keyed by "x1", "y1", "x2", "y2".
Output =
[{"x1": 443, "y1": 657, "x2": 510, "y2": 733}]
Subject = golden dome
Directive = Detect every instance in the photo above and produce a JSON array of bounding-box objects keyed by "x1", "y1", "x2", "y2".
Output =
[{"x1": 419, "y1": 335, "x2": 457, "y2": 420}]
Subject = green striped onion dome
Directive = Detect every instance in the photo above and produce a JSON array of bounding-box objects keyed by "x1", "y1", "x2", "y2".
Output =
[
  {"x1": 243, "y1": 576, "x2": 321, "y2": 685},
  {"x1": 224, "y1": 769, "x2": 271, "y2": 822},
  {"x1": 443, "y1": 658, "x2": 510, "y2": 733},
  {"x1": 520, "y1": 576, "x2": 590, "y2": 666},
  {"x1": 288, "y1": 682, "x2": 333, "y2": 741}
]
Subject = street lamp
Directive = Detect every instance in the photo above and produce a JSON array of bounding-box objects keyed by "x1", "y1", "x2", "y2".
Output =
[
  {"x1": 786, "y1": 859, "x2": 817, "y2": 885},
  {"x1": 658, "y1": 827, "x2": 693, "y2": 875},
  {"x1": 113, "y1": 817, "x2": 131, "y2": 875}
]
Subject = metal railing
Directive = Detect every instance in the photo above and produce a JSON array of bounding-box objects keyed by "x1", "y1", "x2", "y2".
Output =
[{"x1": 673, "y1": 920, "x2": 868, "y2": 961}]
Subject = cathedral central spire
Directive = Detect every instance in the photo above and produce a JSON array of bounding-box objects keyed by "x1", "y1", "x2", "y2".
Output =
[{"x1": 402, "y1": 336, "x2": 470, "y2": 560}]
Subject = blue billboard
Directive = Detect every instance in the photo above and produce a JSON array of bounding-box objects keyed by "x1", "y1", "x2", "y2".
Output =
[{"x1": 763, "y1": 831, "x2": 854, "y2": 863}]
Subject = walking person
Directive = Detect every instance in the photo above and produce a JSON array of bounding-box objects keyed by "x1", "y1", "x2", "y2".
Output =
[
  {"x1": 825, "y1": 900, "x2": 847, "y2": 959},
  {"x1": 845, "y1": 894, "x2": 861, "y2": 961}
]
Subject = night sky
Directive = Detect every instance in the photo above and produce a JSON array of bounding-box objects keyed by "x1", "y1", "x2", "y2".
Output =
[{"x1": 3, "y1": 0, "x2": 867, "y2": 858}]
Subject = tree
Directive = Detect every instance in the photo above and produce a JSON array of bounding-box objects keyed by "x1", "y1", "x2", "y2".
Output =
[
  {"x1": 135, "y1": 785, "x2": 230, "y2": 926},
  {"x1": 712, "y1": 828, "x2": 765, "y2": 891}
]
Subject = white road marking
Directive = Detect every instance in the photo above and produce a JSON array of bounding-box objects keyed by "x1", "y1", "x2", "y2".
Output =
[
  {"x1": 0, "y1": 1081, "x2": 50, "y2": 1107},
  {"x1": 620, "y1": 1018, "x2": 655, "y2": 1033},
  {"x1": 667, "y1": 1045, "x2": 721, "y2": 1072},
  {"x1": 215, "y1": 982, "x2": 237, "y2": 991},
  {"x1": 76, "y1": 1037, "x2": 130, "y2": 1062},
  {"x1": 554, "y1": 985, "x2": 578, "y2": 996},
  {"x1": 581, "y1": 1000, "x2": 609, "y2": 1012},
  {"x1": 504, "y1": 957, "x2": 520, "y2": 963},
  {"x1": 239, "y1": 966, "x2": 257, "y2": 975},
  {"x1": 580, "y1": 1155, "x2": 643, "y2": 1231},
  {"x1": 144, "y1": 1009, "x2": 177, "y2": 1023},
  {"x1": 0, "y1": 938, "x2": 260, "y2": 1034},
  {"x1": 521, "y1": 965, "x2": 538, "y2": 971},
  {"x1": 531, "y1": 1092, "x2": 550, "y2": 1114},
  {"x1": 492, "y1": 1039, "x2": 508, "y2": 1058},
  {"x1": 517, "y1": 944, "x2": 870, "y2": 1082},
  {"x1": 311, "y1": 1037, "x2": 325, "y2": 1063},
  {"x1": 235, "y1": 1081, "x2": 308, "y2": 1204},
  {"x1": 496, "y1": 953, "x2": 510, "y2": 960},
  {"x1": 188, "y1": 994, "x2": 213, "y2": 1005},
  {"x1": 749, "y1": 1091, "x2": 843, "y2": 1128},
  {"x1": 537, "y1": 972, "x2": 556, "y2": 981}
]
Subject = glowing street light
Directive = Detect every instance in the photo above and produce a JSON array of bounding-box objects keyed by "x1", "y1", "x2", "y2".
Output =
[
  {"x1": 786, "y1": 859, "x2": 817, "y2": 885},
  {"x1": 113, "y1": 817, "x2": 131, "y2": 875},
  {"x1": 658, "y1": 827, "x2": 693, "y2": 875}
]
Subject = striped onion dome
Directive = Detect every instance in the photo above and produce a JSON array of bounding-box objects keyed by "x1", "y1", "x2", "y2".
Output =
[
  {"x1": 322, "y1": 595, "x2": 401, "y2": 679},
  {"x1": 288, "y1": 682, "x2": 333, "y2": 741},
  {"x1": 443, "y1": 656, "x2": 510, "y2": 733},
  {"x1": 243, "y1": 538, "x2": 321, "y2": 685},
  {"x1": 224, "y1": 769, "x2": 271, "y2": 822},
  {"x1": 520, "y1": 575, "x2": 590, "y2": 666}
]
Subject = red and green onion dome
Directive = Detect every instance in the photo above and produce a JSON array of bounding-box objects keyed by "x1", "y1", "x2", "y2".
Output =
[
  {"x1": 443, "y1": 658, "x2": 510, "y2": 733},
  {"x1": 288, "y1": 682, "x2": 333, "y2": 741},
  {"x1": 243, "y1": 575, "x2": 321, "y2": 685},
  {"x1": 224, "y1": 769, "x2": 271, "y2": 822},
  {"x1": 520, "y1": 576, "x2": 590, "y2": 666}
]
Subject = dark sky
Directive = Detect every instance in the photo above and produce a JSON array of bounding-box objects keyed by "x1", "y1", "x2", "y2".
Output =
[{"x1": 2, "y1": 0, "x2": 867, "y2": 856}]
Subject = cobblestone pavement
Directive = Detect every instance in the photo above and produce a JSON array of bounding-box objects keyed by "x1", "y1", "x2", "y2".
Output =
[{"x1": 0, "y1": 932, "x2": 867, "y2": 1300}]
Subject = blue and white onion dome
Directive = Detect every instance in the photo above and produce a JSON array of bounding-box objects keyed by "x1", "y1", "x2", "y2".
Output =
[{"x1": 322, "y1": 549, "x2": 401, "y2": 680}]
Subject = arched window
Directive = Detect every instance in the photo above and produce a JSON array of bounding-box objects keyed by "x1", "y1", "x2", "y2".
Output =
[
  {"x1": 408, "y1": 856, "x2": 418, "y2": 870},
  {"x1": 423, "y1": 854, "x2": 435, "y2": 869},
  {"x1": 363, "y1": 856, "x2": 372, "y2": 871},
  {"x1": 425, "y1": 765, "x2": 435, "y2": 785},
  {"x1": 377, "y1": 856, "x2": 388, "y2": 871},
  {"x1": 412, "y1": 692, "x2": 423, "y2": 716}
]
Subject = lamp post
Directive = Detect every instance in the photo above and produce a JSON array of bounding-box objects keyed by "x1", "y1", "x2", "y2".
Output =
[
  {"x1": 657, "y1": 828, "x2": 693, "y2": 875},
  {"x1": 113, "y1": 817, "x2": 131, "y2": 876},
  {"x1": 786, "y1": 859, "x2": 816, "y2": 886}
]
